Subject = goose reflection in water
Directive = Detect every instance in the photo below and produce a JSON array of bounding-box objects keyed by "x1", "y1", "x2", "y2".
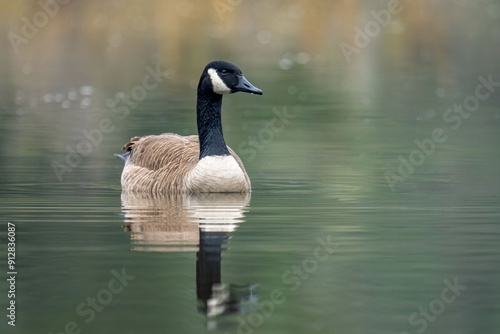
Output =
[{"x1": 120, "y1": 192, "x2": 259, "y2": 323}]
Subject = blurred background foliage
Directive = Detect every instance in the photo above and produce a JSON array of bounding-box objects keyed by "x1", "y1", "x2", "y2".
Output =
[{"x1": 0, "y1": 0, "x2": 499, "y2": 188}]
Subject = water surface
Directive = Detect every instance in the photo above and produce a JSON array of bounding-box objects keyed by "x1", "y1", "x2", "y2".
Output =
[{"x1": 1, "y1": 1, "x2": 500, "y2": 334}]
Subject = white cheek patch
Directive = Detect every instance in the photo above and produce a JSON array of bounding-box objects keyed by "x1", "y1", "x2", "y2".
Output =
[{"x1": 208, "y1": 68, "x2": 231, "y2": 94}]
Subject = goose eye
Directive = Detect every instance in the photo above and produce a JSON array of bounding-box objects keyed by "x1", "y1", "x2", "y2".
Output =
[{"x1": 220, "y1": 70, "x2": 227, "y2": 75}]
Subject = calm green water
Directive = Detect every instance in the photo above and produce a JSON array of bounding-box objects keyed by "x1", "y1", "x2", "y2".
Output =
[{"x1": 1, "y1": 1, "x2": 500, "y2": 334}]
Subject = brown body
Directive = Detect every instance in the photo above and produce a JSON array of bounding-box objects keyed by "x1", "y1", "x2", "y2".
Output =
[{"x1": 120, "y1": 134, "x2": 250, "y2": 194}]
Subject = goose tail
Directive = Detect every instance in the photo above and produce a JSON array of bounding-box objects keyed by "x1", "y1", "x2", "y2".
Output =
[{"x1": 114, "y1": 152, "x2": 130, "y2": 163}]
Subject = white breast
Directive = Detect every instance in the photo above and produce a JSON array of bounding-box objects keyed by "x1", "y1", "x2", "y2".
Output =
[{"x1": 184, "y1": 156, "x2": 250, "y2": 193}]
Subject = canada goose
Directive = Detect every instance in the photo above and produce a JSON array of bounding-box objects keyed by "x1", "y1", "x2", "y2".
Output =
[{"x1": 116, "y1": 61, "x2": 262, "y2": 194}]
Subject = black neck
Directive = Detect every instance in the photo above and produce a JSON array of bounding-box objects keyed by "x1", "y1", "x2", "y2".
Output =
[{"x1": 197, "y1": 91, "x2": 230, "y2": 159}]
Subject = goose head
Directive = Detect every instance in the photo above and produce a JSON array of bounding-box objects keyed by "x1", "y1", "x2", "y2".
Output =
[{"x1": 198, "y1": 61, "x2": 263, "y2": 96}]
